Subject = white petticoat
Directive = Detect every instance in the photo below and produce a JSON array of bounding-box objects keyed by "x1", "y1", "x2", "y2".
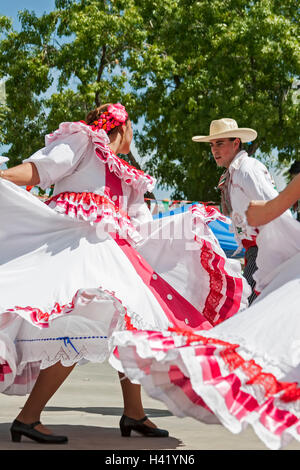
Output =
[{"x1": 0, "y1": 179, "x2": 250, "y2": 395}]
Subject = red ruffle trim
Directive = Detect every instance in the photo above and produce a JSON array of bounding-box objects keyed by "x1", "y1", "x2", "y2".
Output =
[
  {"x1": 6, "y1": 286, "x2": 138, "y2": 331},
  {"x1": 168, "y1": 327, "x2": 300, "y2": 403},
  {"x1": 190, "y1": 204, "x2": 244, "y2": 325},
  {"x1": 0, "y1": 362, "x2": 12, "y2": 382},
  {"x1": 45, "y1": 191, "x2": 142, "y2": 243}
]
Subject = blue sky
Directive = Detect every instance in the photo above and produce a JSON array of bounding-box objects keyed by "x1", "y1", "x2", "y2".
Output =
[{"x1": 1, "y1": 1, "x2": 56, "y2": 28}]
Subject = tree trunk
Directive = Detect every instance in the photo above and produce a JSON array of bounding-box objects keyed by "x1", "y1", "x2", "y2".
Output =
[{"x1": 95, "y1": 45, "x2": 107, "y2": 107}]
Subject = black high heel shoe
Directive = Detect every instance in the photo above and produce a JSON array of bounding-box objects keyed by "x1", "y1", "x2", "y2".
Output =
[
  {"x1": 10, "y1": 419, "x2": 68, "y2": 444},
  {"x1": 120, "y1": 415, "x2": 169, "y2": 437}
]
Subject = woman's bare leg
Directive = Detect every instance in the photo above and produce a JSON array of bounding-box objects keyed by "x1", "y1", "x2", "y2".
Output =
[
  {"x1": 118, "y1": 372, "x2": 156, "y2": 428},
  {"x1": 16, "y1": 362, "x2": 76, "y2": 434},
  {"x1": 14, "y1": 363, "x2": 157, "y2": 434}
]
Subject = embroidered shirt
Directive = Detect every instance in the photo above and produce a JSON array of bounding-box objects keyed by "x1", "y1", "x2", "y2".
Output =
[{"x1": 221, "y1": 151, "x2": 279, "y2": 248}]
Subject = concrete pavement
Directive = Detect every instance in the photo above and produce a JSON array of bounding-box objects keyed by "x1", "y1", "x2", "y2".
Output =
[{"x1": 0, "y1": 362, "x2": 300, "y2": 451}]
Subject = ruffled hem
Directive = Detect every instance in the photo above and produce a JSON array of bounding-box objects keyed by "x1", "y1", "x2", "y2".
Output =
[
  {"x1": 190, "y1": 204, "x2": 250, "y2": 323},
  {"x1": 4, "y1": 284, "x2": 157, "y2": 331},
  {"x1": 112, "y1": 328, "x2": 300, "y2": 450},
  {"x1": 189, "y1": 203, "x2": 227, "y2": 225},
  {"x1": 45, "y1": 191, "x2": 143, "y2": 244},
  {"x1": 0, "y1": 285, "x2": 161, "y2": 395},
  {"x1": 45, "y1": 121, "x2": 156, "y2": 194}
]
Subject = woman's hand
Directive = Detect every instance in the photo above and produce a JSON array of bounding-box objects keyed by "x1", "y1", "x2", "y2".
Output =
[
  {"x1": 246, "y1": 200, "x2": 275, "y2": 226},
  {"x1": 247, "y1": 175, "x2": 300, "y2": 226}
]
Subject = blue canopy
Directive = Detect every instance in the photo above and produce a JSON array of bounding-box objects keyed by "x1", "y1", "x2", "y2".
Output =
[{"x1": 153, "y1": 204, "x2": 244, "y2": 258}]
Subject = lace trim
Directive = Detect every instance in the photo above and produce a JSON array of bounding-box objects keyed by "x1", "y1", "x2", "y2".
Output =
[
  {"x1": 45, "y1": 191, "x2": 142, "y2": 244},
  {"x1": 0, "y1": 291, "x2": 158, "y2": 390},
  {"x1": 94, "y1": 142, "x2": 155, "y2": 194},
  {"x1": 190, "y1": 205, "x2": 244, "y2": 325},
  {"x1": 15, "y1": 341, "x2": 110, "y2": 374},
  {"x1": 167, "y1": 327, "x2": 300, "y2": 403},
  {"x1": 45, "y1": 121, "x2": 156, "y2": 193},
  {"x1": 200, "y1": 243, "x2": 223, "y2": 325}
]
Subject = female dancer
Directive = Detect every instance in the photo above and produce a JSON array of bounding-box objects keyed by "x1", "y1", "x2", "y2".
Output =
[
  {"x1": 112, "y1": 174, "x2": 300, "y2": 450},
  {"x1": 0, "y1": 103, "x2": 249, "y2": 443}
]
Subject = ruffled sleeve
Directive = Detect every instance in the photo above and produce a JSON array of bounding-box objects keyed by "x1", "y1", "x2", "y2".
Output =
[
  {"x1": 26, "y1": 120, "x2": 156, "y2": 205},
  {"x1": 45, "y1": 121, "x2": 156, "y2": 194},
  {"x1": 24, "y1": 131, "x2": 89, "y2": 190}
]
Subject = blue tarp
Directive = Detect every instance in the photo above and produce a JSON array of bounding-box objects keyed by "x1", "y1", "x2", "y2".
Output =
[{"x1": 153, "y1": 204, "x2": 245, "y2": 258}]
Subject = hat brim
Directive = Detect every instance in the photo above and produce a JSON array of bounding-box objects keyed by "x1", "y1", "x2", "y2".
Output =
[{"x1": 192, "y1": 128, "x2": 257, "y2": 143}]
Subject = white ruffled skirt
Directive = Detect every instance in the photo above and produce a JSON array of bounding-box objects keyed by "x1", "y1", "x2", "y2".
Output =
[
  {"x1": 112, "y1": 251, "x2": 300, "y2": 450},
  {"x1": 0, "y1": 179, "x2": 249, "y2": 396}
]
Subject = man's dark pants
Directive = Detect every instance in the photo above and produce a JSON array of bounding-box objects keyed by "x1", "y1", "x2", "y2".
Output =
[{"x1": 243, "y1": 246, "x2": 258, "y2": 305}]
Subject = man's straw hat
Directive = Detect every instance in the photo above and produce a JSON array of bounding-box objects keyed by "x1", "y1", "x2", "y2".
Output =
[{"x1": 192, "y1": 118, "x2": 257, "y2": 143}]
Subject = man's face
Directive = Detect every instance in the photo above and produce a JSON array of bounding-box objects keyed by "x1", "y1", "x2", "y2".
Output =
[{"x1": 209, "y1": 138, "x2": 240, "y2": 168}]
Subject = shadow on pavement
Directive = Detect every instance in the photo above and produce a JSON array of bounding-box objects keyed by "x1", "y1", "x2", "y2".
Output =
[
  {"x1": 0, "y1": 422, "x2": 182, "y2": 450},
  {"x1": 44, "y1": 406, "x2": 173, "y2": 417}
]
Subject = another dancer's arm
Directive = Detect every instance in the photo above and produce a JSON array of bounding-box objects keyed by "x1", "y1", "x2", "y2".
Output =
[
  {"x1": 246, "y1": 174, "x2": 300, "y2": 226},
  {"x1": 0, "y1": 162, "x2": 40, "y2": 186}
]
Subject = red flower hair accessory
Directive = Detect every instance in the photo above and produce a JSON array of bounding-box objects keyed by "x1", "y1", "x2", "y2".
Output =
[{"x1": 91, "y1": 103, "x2": 128, "y2": 133}]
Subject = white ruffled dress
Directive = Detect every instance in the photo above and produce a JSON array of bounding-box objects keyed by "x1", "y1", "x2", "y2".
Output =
[
  {"x1": 113, "y1": 204, "x2": 300, "y2": 450},
  {"x1": 0, "y1": 122, "x2": 250, "y2": 396}
]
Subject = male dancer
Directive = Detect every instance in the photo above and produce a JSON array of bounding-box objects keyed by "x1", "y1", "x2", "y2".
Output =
[{"x1": 192, "y1": 118, "x2": 278, "y2": 304}]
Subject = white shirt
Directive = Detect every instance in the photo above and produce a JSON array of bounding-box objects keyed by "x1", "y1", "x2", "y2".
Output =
[
  {"x1": 225, "y1": 151, "x2": 299, "y2": 294},
  {"x1": 227, "y1": 151, "x2": 279, "y2": 247}
]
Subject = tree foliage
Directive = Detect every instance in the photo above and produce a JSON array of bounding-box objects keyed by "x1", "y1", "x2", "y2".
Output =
[{"x1": 0, "y1": 0, "x2": 299, "y2": 201}]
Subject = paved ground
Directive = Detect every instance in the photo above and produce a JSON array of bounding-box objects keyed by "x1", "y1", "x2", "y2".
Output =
[{"x1": 0, "y1": 362, "x2": 300, "y2": 452}]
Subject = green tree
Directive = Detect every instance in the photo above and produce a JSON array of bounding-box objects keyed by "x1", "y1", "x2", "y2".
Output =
[
  {"x1": 131, "y1": 0, "x2": 300, "y2": 201},
  {"x1": 0, "y1": 0, "x2": 299, "y2": 202},
  {"x1": 0, "y1": 0, "x2": 147, "y2": 169}
]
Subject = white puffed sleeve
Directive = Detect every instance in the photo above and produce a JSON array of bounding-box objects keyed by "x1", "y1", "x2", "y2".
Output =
[{"x1": 23, "y1": 132, "x2": 89, "y2": 190}]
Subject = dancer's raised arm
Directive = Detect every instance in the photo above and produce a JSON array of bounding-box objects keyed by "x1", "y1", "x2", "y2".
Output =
[{"x1": 246, "y1": 173, "x2": 300, "y2": 226}]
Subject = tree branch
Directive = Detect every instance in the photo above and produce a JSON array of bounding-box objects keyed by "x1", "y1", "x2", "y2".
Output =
[
  {"x1": 173, "y1": 74, "x2": 181, "y2": 89},
  {"x1": 95, "y1": 44, "x2": 107, "y2": 106}
]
